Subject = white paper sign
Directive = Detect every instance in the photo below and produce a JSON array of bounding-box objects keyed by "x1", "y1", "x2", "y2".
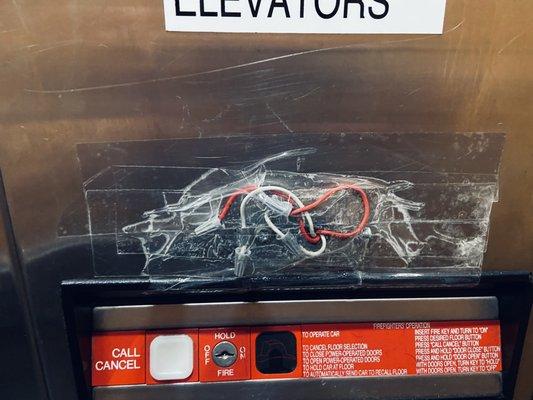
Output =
[{"x1": 163, "y1": 0, "x2": 447, "y2": 34}]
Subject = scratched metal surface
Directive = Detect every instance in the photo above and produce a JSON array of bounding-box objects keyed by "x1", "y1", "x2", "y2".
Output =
[{"x1": 0, "y1": 1, "x2": 531, "y2": 399}]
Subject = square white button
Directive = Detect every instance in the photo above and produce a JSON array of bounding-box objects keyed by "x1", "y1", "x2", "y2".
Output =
[{"x1": 150, "y1": 335, "x2": 194, "y2": 381}]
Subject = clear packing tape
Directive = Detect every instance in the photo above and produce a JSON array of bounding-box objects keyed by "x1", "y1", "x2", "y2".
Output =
[{"x1": 73, "y1": 133, "x2": 505, "y2": 286}]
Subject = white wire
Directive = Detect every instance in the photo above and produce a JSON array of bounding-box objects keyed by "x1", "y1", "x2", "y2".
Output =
[
  {"x1": 263, "y1": 213, "x2": 327, "y2": 257},
  {"x1": 240, "y1": 185, "x2": 313, "y2": 232},
  {"x1": 240, "y1": 185, "x2": 327, "y2": 257}
]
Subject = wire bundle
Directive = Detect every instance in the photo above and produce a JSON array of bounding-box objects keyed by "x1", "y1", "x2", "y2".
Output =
[{"x1": 218, "y1": 184, "x2": 370, "y2": 257}]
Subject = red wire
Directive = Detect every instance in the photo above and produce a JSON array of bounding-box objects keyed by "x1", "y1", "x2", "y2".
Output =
[
  {"x1": 218, "y1": 185, "x2": 257, "y2": 220},
  {"x1": 218, "y1": 184, "x2": 370, "y2": 244},
  {"x1": 298, "y1": 219, "x2": 322, "y2": 244},
  {"x1": 291, "y1": 184, "x2": 370, "y2": 240}
]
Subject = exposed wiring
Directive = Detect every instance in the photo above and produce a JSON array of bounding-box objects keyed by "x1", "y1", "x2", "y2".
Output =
[
  {"x1": 239, "y1": 186, "x2": 315, "y2": 233},
  {"x1": 291, "y1": 184, "x2": 370, "y2": 240},
  {"x1": 217, "y1": 183, "x2": 370, "y2": 258},
  {"x1": 239, "y1": 185, "x2": 327, "y2": 257},
  {"x1": 264, "y1": 212, "x2": 327, "y2": 257},
  {"x1": 218, "y1": 185, "x2": 256, "y2": 220}
]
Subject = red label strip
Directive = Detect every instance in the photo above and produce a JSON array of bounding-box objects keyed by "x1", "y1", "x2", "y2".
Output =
[
  {"x1": 92, "y1": 320, "x2": 501, "y2": 386},
  {"x1": 301, "y1": 321, "x2": 501, "y2": 378}
]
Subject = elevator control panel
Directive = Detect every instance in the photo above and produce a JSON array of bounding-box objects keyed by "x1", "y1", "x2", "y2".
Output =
[{"x1": 91, "y1": 320, "x2": 502, "y2": 387}]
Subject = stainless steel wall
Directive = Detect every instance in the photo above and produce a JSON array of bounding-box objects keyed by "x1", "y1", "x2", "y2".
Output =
[{"x1": 0, "y1": 1, "x2": 531, "y2": 399}]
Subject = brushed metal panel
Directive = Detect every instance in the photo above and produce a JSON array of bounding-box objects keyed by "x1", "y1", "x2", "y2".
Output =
[
  {"x1": 93, "y1": 373, "x2": 502, "y2": 400},
  {"x1": 93, "y1": 296, "x2": 498, "y2": 331}
]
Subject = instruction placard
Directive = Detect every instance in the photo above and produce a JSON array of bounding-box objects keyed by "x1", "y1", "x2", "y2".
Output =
[
  {"x1": 301, "y1": 321, "x2": 501, "y2": 377},
  {"x1": 163, "y1": 0, "x2": 447, "y2": 34}
]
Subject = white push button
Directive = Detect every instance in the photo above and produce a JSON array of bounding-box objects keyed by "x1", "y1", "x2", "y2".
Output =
[{"x1": 150, "y1": 335, "x2": 194, "y2": 381}]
